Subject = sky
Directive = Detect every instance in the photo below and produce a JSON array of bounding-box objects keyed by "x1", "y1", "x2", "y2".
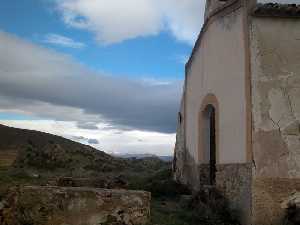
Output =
[
  {"x1": 0, "y1": 0, "x2": 209, "y2": 156},
  {"x1": 0, "y1": 0, "x2": 291, "y2": 156}
]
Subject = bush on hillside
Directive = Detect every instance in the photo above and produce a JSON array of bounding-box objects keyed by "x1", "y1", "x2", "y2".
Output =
[{"x1": 128, "y1": 167, "x2": 190, "y2": 198}]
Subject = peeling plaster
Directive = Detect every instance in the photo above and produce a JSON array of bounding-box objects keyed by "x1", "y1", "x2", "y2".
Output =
[{"x1": 251, "y1": 17, "x2": 300, "y2": 178}]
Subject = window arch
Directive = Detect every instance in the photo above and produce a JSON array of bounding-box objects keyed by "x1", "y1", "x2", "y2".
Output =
[{"x1": 198, "y1": 94, "x2": 219, "y2": 185}]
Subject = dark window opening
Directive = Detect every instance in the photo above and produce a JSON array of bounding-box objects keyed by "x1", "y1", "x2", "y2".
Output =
[
  {"x1": 208, "y1": 106, "x2": 216, "y2": 185},
  {"x1": 203, "y1": 104, "x2": 216, "y2": 185},
  {"x1": 178, "y1": 112, "x2": 182, "y2": 124}
]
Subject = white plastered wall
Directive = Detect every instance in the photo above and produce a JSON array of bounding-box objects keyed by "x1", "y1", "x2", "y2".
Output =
[{"x1": 185, "y1": 8, "x2": 247, "y2": 164}]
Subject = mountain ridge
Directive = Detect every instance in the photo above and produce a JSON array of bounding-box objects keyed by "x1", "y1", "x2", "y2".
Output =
[{"x1": 0, "y1": 124, "x2": 168, "y2": 178}]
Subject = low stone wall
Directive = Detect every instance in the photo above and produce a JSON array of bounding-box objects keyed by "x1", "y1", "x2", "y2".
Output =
[
  {"x1": 56, "y1": 176, "x2": 128, "y2": 189},
  {"x1": 0, "y1": 186, "x2": 151, "y2": 225},
  {"x1": 216, "y1": 163, "x2": 252, "y2": 225},
  {"x1": 252, "y1": 178, "x2": 300, "y2": 225}
]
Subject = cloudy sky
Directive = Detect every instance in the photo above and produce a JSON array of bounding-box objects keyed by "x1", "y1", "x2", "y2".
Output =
[{"x1": 0, "y1": 0, "x2": 290, "y2": 156}]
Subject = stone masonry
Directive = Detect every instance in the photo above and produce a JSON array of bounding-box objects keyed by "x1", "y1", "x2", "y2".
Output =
[{"x1": 0, "y1": 186, "x2": 151, "y2": 225}]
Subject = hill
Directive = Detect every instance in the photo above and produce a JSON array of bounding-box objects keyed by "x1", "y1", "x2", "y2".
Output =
[
  {"x1": 0, "y1": 124, "x2": 128, "y2": 176},
  {"x1": 0, "y1": 124, "x2": 243, "y2": 225},
  {"x1": 0, "y1": 123, "x2": 173, "y2": 201},
  {"x1": 116, "y1": 153, "x2": 173, "y2": 162},
  {"x1": 0, "y1": 124, "x2": 168, "y2": 177}
]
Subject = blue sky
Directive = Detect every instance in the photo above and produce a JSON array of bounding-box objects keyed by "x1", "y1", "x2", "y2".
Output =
[
  {"x1": 0, "y1": 0, "x2": 205, "y2": 155},
  {"x1": 0, "y1": 0, "x2": 288, "y2": 154},
  {"x1": 0, "y1": 0, "x2": 191, "y2": 79}
]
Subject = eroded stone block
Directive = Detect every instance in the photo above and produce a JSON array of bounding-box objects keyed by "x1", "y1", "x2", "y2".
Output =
[{"x1": 0, "y1": 186, "x2": 151, "y2": 225}]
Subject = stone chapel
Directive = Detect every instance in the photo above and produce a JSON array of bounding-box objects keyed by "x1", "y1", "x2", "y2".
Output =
[{"x1": 173, "y1": 1, "x2": 300, "y2": 224}]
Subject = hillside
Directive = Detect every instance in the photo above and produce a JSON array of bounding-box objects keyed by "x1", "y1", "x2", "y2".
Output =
[
  {"x1": 0, "y1": 124, "x2": 242, "y2": 225},
  {"x1": 0, "y1": 124, "x2": 168, "y2": 177},
  {"x1": 0, "y1": 123, "x2": 173, "y2": 202},
  {"x1": 0, "y1": 124, "x2": 127, "y2": 176}
]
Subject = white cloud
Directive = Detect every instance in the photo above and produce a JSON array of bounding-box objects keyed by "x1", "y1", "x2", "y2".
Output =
[
  {"x1": 0, "y1": 18, "x2": 183, "y2": 154},
  {"x1": 56, "y1": 0, "x2": 205, "y2": 45},
  {"x1": 0, "y1": 120, "x2": 175, "y2": 156},
  {"x1": 162, "y1": 0, "x2": 206, "y2": 44},
  {"x1": 55, "y1": 0, "x2": 300, "y2": 45},
  {"x1": 43, "y1": 33, "x2": 86, "y2": 48},
  {"x1": 0, "y1": 30, "x2": 181, "y2": 133},
  {"x1": 57, "y1": 0, "x2": 163, "y2": 44}
]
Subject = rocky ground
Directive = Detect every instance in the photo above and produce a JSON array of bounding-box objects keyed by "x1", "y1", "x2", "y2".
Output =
[
  {"x1": 0, "y1": 124, "x2": 296, "y2": 225},
  {"x1": 0, "y1": 166, "x2": 240, "y2": 225}
]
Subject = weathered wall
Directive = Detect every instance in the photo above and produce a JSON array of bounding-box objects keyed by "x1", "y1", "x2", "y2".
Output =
[
  {"x1": 173, "y1": 98, "x2": 189, "y2": 185},
  {"x1": 185, "y1": 7, "x2": 247, "y2": 165},
  {"x1": 216, "y1": 163, "x2": 252, "y2": 225},
  {"x1": 204, "y1": 0, "x2": 229, "y2": 20},
  {"x1": 250, "y1": 16, "x2": 300, "y2": 225},
  {"x1": 252, "y1": 178, "x2": 300, "y2": 225},
  {"x1": 250, "y1": 15, "x2": 300, "y2": 179},
  {"x1": 0, "y1": 186, "x2": 151, "y2": 225},
  {"x1": 174, "y1": 6, "x2": 254, "y2": 223},
  {"x1": 173, "y1": 96, "x2": 203, "y2": 190}
]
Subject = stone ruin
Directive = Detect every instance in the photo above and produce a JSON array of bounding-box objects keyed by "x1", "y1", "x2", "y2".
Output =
[{"x1": 0, "y1": 186, "x2": 151, "y2": 225}]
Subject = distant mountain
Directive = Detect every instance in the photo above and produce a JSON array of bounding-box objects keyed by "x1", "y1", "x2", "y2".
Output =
[
  {"x1": 158, "y1": 156, "x2": 173, "y2": 162},
  {"x1": 0, "y1": 124, "x2": 169, "y2": 178},
  {"x1": 115, "y1": 153, "x2": 173, "y2": 162}
]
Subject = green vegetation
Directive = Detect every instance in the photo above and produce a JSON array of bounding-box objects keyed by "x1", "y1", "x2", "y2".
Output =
[
  {"x1": 0, "y1": 158, "x2": 240, "y2": 224},
  {"x1": 128, "y1": 167, "x2": 189, "y2": 198},
  {"x1": 131, "y1": 167, "x2": 240, "y2": 225},
  {"x1": 0, "y1": 168, "x2": 48, "y2": 201},
  {"x1": 0, "y1": 161, "x2": 241, "y2": 225},
  {"x1": 0, "y1": 124, "x2": 244, "y2": 225}
]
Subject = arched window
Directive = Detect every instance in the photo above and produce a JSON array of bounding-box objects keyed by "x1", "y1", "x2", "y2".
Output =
[{"x1": 202, "y1": 104, "x2": 216, "y2": 185}]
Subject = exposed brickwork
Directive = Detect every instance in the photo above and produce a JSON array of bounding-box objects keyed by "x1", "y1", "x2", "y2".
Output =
[
  {"x1": 252, "y1": 178, "x2": 300, "y2": 225},
  {"x1": 175, "y1": 160, "x2": 253, "y2": 225},
  {"x1": 198, "y1": 164, "x2": 210, "y2": 186},
  {"x1": 216, "y1": 163, "x2": 252, "y2": 225}
]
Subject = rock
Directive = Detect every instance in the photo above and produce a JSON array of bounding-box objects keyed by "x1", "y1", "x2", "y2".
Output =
[
  {"x1": 282, "y1": 192, "x2": 300, "y2": 225},
  {"x1": 281, "y1": 192, "x2": 300, "y2": 209},
  {"x1": 0, "y1": 186, "x2": 151, "y2": 225},
  {"x1": 0, "y1": 200, "x2": 4, "y2": 210},
  {"x1": 30, "y1": 173, "x2": 40, "y2": 178}
]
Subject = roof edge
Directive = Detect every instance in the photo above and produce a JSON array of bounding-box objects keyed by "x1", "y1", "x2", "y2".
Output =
[{"x1": 253, "y1": 3, "x2": 300, "y2": 18}]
